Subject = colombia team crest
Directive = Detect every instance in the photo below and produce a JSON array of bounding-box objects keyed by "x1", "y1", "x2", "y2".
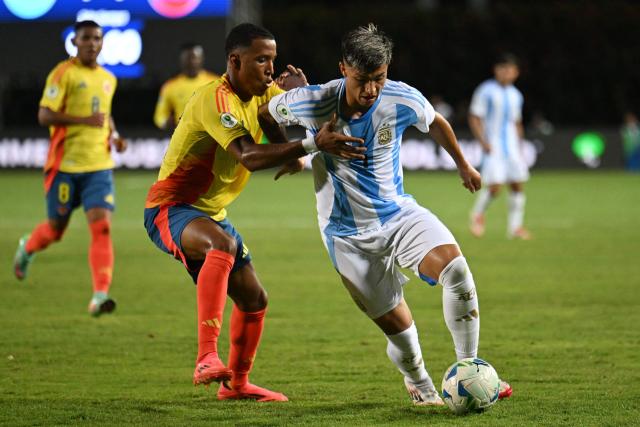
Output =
[{"x1": 377, "y1": 123, "x2": 393, "y2": 145}]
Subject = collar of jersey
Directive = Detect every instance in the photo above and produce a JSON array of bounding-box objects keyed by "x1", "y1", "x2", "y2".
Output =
[
  {"x1": 221, "y1": 74, "x2": 237, "y2": 95},
  {"x1": 337, "y1": 78, "x2": 381, "y2": 125}
]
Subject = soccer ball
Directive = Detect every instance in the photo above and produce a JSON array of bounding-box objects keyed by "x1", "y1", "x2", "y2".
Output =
[{"x1": 441, "y1": 357, "x2": 500, "y2": 415}]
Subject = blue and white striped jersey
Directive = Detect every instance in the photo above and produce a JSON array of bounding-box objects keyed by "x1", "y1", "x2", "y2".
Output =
[
  {"x1": 469, "y1": 79, "x2": 523, "y2": 157},
  {"x1": 268, "y1": 78, "x2": 435, "y2": 237}
]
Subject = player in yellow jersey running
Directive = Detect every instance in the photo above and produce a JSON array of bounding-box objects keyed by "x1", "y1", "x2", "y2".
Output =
[
  {"x1": 13, "y1": 21, "x2": 127, "y2": 317},
  {"x1": 153, "y1": 42, "x2": 218, "y2": 131},
  {"x1": 144, "y1": 23, "x2": 365, "y2": 401}
]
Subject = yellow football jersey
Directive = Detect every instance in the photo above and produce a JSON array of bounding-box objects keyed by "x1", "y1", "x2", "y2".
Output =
[
  {"x1": 153, "y1": 70, "x2": 218, "y2": 129},
  {"x1": 40, "y1": 58, "x2": 117, "y2": 174},
  {"x1": 146, "y1": 74, "x2": 283, "y2": 221}
]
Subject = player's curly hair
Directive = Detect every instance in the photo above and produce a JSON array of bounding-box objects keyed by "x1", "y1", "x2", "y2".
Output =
[
  {"x1": 225, "y1": 23, "x2": 274, "y2": 57},
  {"x1": 341, "y1": 23, "x2": 393, "y2": 72},
  {"x1": 74, "y1": 20, "x2": 100, "y2": 33}
]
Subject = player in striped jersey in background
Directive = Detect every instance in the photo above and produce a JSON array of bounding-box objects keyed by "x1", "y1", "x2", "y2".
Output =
[{"x1": 468, "y1": 53, "x2": 532, "y2": 240}]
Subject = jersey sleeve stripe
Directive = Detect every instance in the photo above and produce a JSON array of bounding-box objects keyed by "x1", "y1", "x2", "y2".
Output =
[
  {"x1": 289, "y1": 95, "x2": 336, "y2": 109},
  {"x1": 215, "y1": 86, "x2": 230, "y2": 113},
  {"x1": 51, "y1": 60, "x2": 74, "y2": 84},
  {"x1": 293, "y1": 102, "x2": 337, "y2": 119},
  {"x1": 215, "y1": 88, "x2": 222, "y2": 112},
  {"x1": 43, "y1": 126, "x2": 67, "y2": 191},
  {"x1": 290, "y1": 97, "x2": 337, "y2": 113},
  {"x1": 220, "y1": 87, "x2": 232, "y2": 112},
  {"x1": 381, "y1": 90, "x2": 426, "y2": 109}
]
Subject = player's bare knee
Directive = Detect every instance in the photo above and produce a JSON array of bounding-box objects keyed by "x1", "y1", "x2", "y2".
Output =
[
  {"x1": 90, "y1": 219, "x2": 110, "y2": 235},
  {"x1": 255, "y1": 288, "x2": 268, "y2": 310},
  {"x1": 205, "y1": 232, "x2": 237, "y2": 256},
  {"x1": 233, "y1": 287, "x2": 267, "y2": 312},
  {"x1": 48, "y1": 222, "x2": 66, "y2": 241}
]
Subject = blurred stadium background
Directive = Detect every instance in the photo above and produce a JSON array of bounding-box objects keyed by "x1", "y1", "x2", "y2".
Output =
[
  {"x1": 1, "y1": 0, "x2": 639, "y2": 169},
  {"x1": 1, "y1": 1, "x2": 640, "y2": 426}
]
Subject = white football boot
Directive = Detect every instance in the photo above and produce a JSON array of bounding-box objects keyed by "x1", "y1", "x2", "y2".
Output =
[{"x1": 404, "y1": 377, "x2": 445, "y2": 406}]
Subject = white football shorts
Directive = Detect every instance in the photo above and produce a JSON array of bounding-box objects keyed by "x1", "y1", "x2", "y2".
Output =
[
  {"x1": 321, "y1": 202, "x2": 457, "y2": 319},
  {"x1": 481, "y1": 151, "x2": 529, "y2": 186}
]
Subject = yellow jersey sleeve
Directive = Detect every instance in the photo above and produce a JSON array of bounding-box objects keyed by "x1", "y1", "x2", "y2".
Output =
[
  {"x1": 200, "y1": 85, "x2": 249, "y2": 150},
  {"x1": 153, "y1": 82, "x2": 172, "y2": 129},
  {"x1": 39, "y1": 61, "x2": 73, "y2": 112}
]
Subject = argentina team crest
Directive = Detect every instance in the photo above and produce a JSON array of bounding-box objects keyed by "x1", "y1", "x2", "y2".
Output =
[
  {"x1": 377, "y1": 123, "x2": 393, "y2": 145},
  {"x1": 220, "y1": 112, "x2": 239, "y2": 128}
]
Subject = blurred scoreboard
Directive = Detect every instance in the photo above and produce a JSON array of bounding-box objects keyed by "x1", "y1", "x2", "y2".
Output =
[{"x1": 0, "y1": 0, "x2": 230, "y2": 78}]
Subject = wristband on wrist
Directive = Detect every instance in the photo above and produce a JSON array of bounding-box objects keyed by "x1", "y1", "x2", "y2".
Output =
[{"x1": 301, "y1": 135, "x2": 318, "y2": 154}]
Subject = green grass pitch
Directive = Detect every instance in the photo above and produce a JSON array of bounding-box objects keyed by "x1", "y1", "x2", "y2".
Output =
[{"x1": 1, "y1": 170, "x2": 639, "y2": 426}]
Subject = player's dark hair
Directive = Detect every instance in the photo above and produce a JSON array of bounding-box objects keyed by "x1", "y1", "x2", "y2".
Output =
[
  {"x1": 342, "y1": 23, "x2": 393, "y2": 72},
  {"x1": 495, "y1": 53, "x2": 519, "y2": 67},
  {"x1": 74, "y1": 20, "x2": 101, "y2": 33},
  {"x1": 180, "y1": 42, "x2": 203, "y2": 52},
  {"x1": 225, "y1": 23, "x2": 274, "y2": 57}
]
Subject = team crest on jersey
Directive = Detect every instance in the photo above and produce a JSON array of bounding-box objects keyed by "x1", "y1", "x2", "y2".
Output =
[
  {"x1": 276, "y1": 103, "x2": 291, "y2": 120},
  {"x1": 220, "y1": 112, "x2": 239, "y2": 128},
  {"x1": 46, "y1": 85, "x2": 59, "y2": 99},
  {"x1": 377, "y1": 123, "x2": 393, "y2": 145},
  {"x1": 103, "y1": 80, "x2": 112, "y2": 95}
]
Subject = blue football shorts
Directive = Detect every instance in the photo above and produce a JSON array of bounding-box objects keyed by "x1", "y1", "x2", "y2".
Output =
[{"x1": 144, "y1": 203, "x2": 252, "y2": 283}]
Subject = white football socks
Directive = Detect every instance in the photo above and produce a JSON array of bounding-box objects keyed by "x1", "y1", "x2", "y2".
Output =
[
  {"x1": 385, "y1": 322, "x2": 435, "y2": 390},
  {"x1": 507, "y1": 191, "x2": 526, "y2": 235},
  {"x1": 472, "y1": 188, "x2": 493, "y2": 216},
  {"x1": 440, "y1": 256, "x2": 479, "y2": 361}
]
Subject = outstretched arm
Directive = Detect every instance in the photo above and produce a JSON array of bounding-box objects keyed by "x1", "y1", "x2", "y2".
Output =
[
  {"x1": 227, "y1": 134, "x2": 307, "y2": 172},
  {"x1": 429, "y1": 112, "x2": 481, "y2": 193},
  {"x1": 258, "y1": 104, "x2": 366, "y2": 158},
  {"x1": 230, "y1": 111, "x2": 366, "y2": 172}
]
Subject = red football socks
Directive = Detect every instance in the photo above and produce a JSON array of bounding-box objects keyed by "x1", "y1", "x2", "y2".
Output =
[
  {"x1": 228, "y1": 305, "x2": 266, "y2": 388},
  {"x1": 88, "y1": 218, "x2": 114, "y2": 293},
  {"x1": 197, "y1": 250, "x2": 235, "y2": 363},
  {"x1": 25, "y1": 222, "x2": 63, "y2": 254}
]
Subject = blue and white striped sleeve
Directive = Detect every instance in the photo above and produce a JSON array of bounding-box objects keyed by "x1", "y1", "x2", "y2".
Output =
[
  {"x1": 414, "y1": 92, "x2": 436, "y2": 133},
  {"x1": 513, "y1": 88, "x2": 524, "y2": 122},
  {"x1": 267, "y1": 86, "x2": 329, "y2": 130},
  {"x1": 385, "y1": 82, "x2": 435, "y2": 133},
  {"x1": 469, "y1": 84, "x2": 488, "y2": 118},
  {"x1": 268, "y1": 88, "x2": 303, "y2": 126}
]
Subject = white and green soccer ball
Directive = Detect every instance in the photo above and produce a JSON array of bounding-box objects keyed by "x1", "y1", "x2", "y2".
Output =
[{"x1": 441, "y1": 358, "x2": 500, "y2": 415}]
